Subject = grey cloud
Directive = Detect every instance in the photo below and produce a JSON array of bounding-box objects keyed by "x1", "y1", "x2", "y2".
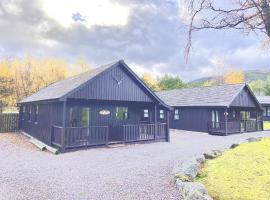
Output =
[{"x1": 0, "y1": 0, "x2": 269, "y2": 81}]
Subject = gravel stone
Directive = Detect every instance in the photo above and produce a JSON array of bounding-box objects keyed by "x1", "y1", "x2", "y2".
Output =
[{"x1": 1, "y1": 130, "x2": 270, "y2": 200}]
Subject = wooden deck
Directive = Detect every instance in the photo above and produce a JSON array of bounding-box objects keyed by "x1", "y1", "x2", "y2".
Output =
[
  {"x1": 208, "y1": 120, "x2": 263, "y2": 135},
  {"x1": 51, "y1": 123, "x2": 168, "y2": 151}
]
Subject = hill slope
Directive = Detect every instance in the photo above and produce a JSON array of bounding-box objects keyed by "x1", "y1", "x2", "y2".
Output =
[{"x1": 190, "y1": 69, "x2": 270, "y2": 84}]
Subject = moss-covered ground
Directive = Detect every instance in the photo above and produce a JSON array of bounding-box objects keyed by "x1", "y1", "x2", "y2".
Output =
[{"x1": 197, "y1": 138, "x2": 270, "y2": 200}]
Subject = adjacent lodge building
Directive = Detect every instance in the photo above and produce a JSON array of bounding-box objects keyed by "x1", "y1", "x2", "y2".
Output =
[
  {"x1": 18, "y1": 60, "x2": 170, "y2": 152},
  {"x1": 157, "y1": 84, "x2": 263, "y2": 135},
  {"x1": 257, "y1": 96, "x2": 270, "y2": 121}
]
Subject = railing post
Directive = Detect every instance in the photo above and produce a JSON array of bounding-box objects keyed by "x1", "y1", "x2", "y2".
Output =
[
  {"x1": 61, "y1": 100, "x2": 67, "y2": 152},
  {"x1": 123, "y1": 126, "x2": 126, "y2": 144},
  {"x1": 166, "y1": 110, "x2": 170, "y2": 142},
  {"x1": 154, "y1": 104, "x2": 157, "y2": 140},
  {"x1": 105, "y1": 126, "x2": 109, "y2": 146},
  {"x1": 224, "y1": 108, "x2": 228, "y2": 136}
]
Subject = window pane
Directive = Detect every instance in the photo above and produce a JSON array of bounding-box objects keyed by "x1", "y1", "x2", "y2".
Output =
[
  {"x1": 216, "y1": 111, "x2": 219, "y2": 122},
  {"x1": 160, "y1": 110, "x2": 164, "y2": 119},
  {"x1": 81, "y1": 107, "x2": 90, "y2": 127},
  {"x1": 267, "y1": 108, "x2": 270, "y2": 117},
  {"x1": 174, "y1": 109, "x2": 179, "y2": 120},
  {"x1": 212, "y1": 110, "x2": 215, "y2": 122},
  {"x1": 263, "y1": 107, "x2": 267, "y2": 116},
  {"x1": 143, "y1": 109, "x2": 149, "y2": 118},
  {"x1": 116, "y1": 107, "x2": 128, "y2": 119},
  {"x1": 35, "y1": 105, "x2": 38, "y2": 122}
]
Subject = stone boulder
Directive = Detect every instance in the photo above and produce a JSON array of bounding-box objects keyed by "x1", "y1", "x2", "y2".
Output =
[
  {"x1": 172, "y1": 158, "x2": 201, "y2": 182},
  {"x1": 203, "y1": 150, "x2": 222, "y2": 160},
  {"x1": 246, "y1": 137, "x2": 262, "y2": 143},
  {"x1": 230, "y1": 143, "x2": 239, "y2": 149},
  {"x1": 176, "y1": 180, "x2": 213, "y2": 200}
]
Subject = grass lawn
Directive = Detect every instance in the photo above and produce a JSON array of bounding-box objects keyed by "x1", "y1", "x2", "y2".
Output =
[
  {"x1": 197, "y1": 139, "x2": 270, "y2": 200},
  {"x1": 264, "y1": 121, "x2": 270, "y2": 130}
]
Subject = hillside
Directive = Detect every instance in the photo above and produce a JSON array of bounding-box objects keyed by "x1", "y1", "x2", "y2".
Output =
[{"x1": 190, "y1": 69, "x2": 270, "y2": 84}]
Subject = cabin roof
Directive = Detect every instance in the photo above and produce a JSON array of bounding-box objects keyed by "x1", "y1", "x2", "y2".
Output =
[
  {"x1": 156, "y1": 83, "x2": 253, "y2": 107},
  {"x1": 20, "y1": 61, "x2": 118, "y2": 103},
  {"x1": 257, "y1": 96, "x2": 270, "y2": 105},
  {"x1": 20, "y1": 60, "x2": 170, "y2": 108}
]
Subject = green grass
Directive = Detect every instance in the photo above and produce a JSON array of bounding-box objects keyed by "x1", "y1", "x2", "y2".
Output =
[
  {"x1": 264, "y1": 121, "x2": 270, "y2": 130},
  {"x1": 197, "y1": 139, "x2": 270, "y2": 200}
]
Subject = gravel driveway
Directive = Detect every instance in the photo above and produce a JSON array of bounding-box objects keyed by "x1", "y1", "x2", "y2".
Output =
[{"x1": 1, "y1": 130, "x2": 270, "y2": 200}]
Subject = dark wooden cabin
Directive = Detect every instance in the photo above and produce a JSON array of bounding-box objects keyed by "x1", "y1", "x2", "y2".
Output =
[
  {"x1": 156, "y1": 84, "x2": 263, "y2": 135},
  {"x1": 18, "y1": 60, "x2": 170, "y2": 152},
  {"x1": 257, "y1": 96, "x2": 270, "y2": 121}
]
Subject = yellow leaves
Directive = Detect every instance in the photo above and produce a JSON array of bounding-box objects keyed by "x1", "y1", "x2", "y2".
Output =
[
  {"x1": 141, "y1": 73, "x2": 160, "y2": 91},
  {"x1": 223, "y1": 71, "x2": 245, "y2": 84},
  {"x1": 0, "y1": 56, "x2": 92, "y2": 107}
]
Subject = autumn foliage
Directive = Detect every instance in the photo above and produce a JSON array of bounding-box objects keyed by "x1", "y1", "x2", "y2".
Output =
[
  {"x1": 0, "y1": 56, "x2": 92, "y2": 108},
  {"x1": 223, "y1": 71, "x2": 245, "y2": 84}
]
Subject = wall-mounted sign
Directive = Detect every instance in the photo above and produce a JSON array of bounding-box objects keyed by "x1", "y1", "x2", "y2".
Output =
[{"x1": 99, "y1": 109, "x2": 110, "y2": 116}]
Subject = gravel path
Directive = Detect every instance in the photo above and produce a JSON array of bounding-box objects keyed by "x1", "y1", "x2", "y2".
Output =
[{"x1": 1, "y1": 130, "x2": 270, "y2": 200}]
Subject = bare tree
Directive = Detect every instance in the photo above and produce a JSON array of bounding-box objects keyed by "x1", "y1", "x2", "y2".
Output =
[{"x1": 186, "y1": 0, "x2": 270, "y2": 60}]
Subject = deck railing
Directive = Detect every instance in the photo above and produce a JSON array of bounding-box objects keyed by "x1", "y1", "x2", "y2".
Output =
[
  {"x1": 123, "y1": 124, "x2": 155, "y2": 142},
  {"x1": 209, "y1": 120, "x2": 263, "y2": 135},
  {"x1": 51, "y1": 123, "x2": 168, "y2": 150}
]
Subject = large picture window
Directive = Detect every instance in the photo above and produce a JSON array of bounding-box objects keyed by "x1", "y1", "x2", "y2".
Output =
[
  {"x1": 174, "y1": 109, "x2": 180, "y2": 120},
  {"x1": 116, "y1": 107, "x2": 128, "y2": 119}
]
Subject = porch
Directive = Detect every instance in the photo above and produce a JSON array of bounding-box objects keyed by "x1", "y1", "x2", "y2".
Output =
[
  {"x1": 208, "y1": 120, "x2": 263, "y2": 135},
  {"x1": 208, "y1": 107, "x2": 263, "y2": 135},
  {"x1": 51, "y1": 123, "x2": 168, "y2": 150}
]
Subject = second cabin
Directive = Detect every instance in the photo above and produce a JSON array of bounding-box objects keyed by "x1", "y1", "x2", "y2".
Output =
[{"x1": 157, "y1": 84, "x2": 263, "y2": 135}]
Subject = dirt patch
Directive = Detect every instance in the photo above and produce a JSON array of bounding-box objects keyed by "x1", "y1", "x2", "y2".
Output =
[{"x1": 0, "y1": 132, "x2": 36, "y2": 150}]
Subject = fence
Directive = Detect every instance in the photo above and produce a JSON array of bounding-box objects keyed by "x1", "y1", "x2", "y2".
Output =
[{"x1": 0, "y1": 113, "x2": 19, "y2": 133}]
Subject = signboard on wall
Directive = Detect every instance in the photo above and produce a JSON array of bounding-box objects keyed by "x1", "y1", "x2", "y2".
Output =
[{"x1": 99, "y1": 109, "x2": 110, "y2": 116}]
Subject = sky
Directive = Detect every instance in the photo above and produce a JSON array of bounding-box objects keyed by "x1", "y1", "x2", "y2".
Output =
[{"x1": 0, "y1": 0, "x2": 269, "y2": 81}]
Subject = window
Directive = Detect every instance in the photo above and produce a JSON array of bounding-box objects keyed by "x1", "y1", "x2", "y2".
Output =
[
  {"x1": 28, "y1": 105, "x2": 31, "y2": 121},
  {"x1": 232, "y1": 110, "x2": 236, "y2": 118},
  {"x1": 22, "y1": 106, "x2": 25, "y2": 120},
  {"x1": 34, "y1": 105, "x2": 38, "y2": 123},
  {"x1": 267, "y1": 107, "x2": 270, "y2": 117},
  {"x1": 212, "y1": 110, "x2": 220, "y2": 128},
  {"x1": 174, "y1": 109, "x2": 180, "y2": 120},
  {"x1": 81, "y1": 107, "x2": 90, "y2": 127},
  {"x1": 263, "y1": 107, "x2": 267, "y2": 116},
  {"x1": 116, "y1": 107, "x2": 128, "y2": 119},
  {"x1": 159, "y1": 109, "x2": 165, "y2": 119},
  {"x1": 143, "y1": 109, "x2": 149, "y2": 118}
]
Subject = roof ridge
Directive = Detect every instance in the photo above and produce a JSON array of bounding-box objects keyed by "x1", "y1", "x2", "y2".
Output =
[{"x1": 157, "y1": 83, "x2": 246, "y2": 94}]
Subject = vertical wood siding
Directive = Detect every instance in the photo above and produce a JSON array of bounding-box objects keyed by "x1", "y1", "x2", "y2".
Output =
[
  {"x1": 68, "y1": 65, "x2": 152, "y2": 102},
  {"x1": 230, "y1": 88, "x2": 258, "y2": 107},
  {"x1": 169, "y1": 107, "x2": 225, "y2": 133}
]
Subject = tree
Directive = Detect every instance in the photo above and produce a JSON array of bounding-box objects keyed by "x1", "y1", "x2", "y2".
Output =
[
  {"x1": 249, "y1": 79, "x2": 265, "y2": 95},
  {"x1": 0, "y1": 60, "x2": 13, "y2": 109},
  {"x1": 141, "y1": 73, "x2": 160, "y2": 91},
  {"x1": 223, "y1": 71, "x2": 245, "y2": 84},
  {"x1": 158, "y1": 74, "x2": 186, "y2": 90},
  {"x1": 263, "y1": 76, "x2": 270, "y2": 95},
  {"x1": 185, "y1": 0, "x2": 270, "y2": 59}
]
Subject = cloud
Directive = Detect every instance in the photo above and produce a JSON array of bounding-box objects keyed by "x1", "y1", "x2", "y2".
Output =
[{"x1": 0, "y1": 0, "x2": 269, "y2": 82}]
